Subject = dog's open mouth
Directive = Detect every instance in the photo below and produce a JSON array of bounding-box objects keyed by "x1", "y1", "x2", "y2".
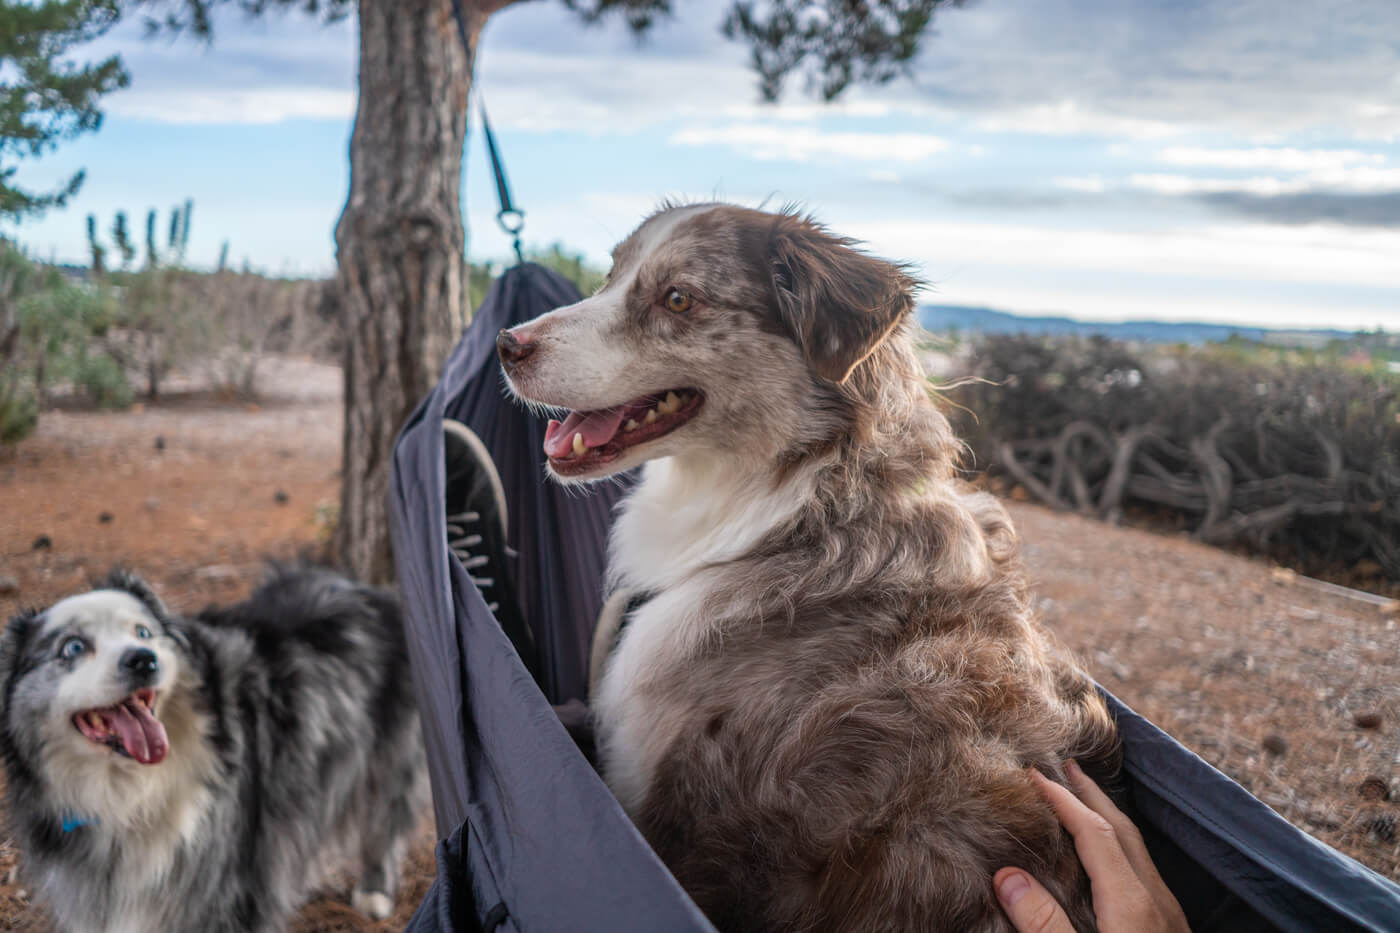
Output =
[
  {"x1": 72, "y1": 688, "x2": 168, "y2": 765},
  {"x1": 544, "y1": 389, "x2": 704, "y2": 475}
]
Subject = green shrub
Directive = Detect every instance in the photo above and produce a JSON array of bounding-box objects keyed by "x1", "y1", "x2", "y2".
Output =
[
  {"x1": 0, "y1": 385, "x2": 38, "y2": 444},
  {"x1": 74, "y1": 352, "x2": 133, "y2": 409}
]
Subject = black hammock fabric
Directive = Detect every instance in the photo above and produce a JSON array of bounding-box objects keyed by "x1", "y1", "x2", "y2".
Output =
[{"x1": 389, "y1": 262, "x2": 1400, "y2": 933}]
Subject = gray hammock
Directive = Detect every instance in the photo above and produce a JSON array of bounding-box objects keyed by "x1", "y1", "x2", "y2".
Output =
[{"x1": 389, "y1": 262, "x2": 1400, "y2": 933}]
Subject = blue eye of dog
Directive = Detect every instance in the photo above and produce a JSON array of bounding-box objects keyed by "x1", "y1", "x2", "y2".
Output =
[
  {"x1": 136, "y1": 625, "x2": 152, "y2": 640},
  {"x1": 59, "y1": 637, "x2": 86, "y2": 661}
]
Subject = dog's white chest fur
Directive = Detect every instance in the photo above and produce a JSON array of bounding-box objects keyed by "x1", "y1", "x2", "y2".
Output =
[{"x1": 595, "y1": 457, "x2": 810, "y2": 812}]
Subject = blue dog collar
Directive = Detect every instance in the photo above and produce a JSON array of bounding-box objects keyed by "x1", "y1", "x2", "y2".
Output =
[{"x1": 61, "y1": 813, "x2": 96, "y2": 833}]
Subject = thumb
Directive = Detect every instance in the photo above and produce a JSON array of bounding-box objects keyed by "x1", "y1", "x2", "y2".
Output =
[{"x1": 995, "y1": 868, "x2": 1077, "y2": 933}]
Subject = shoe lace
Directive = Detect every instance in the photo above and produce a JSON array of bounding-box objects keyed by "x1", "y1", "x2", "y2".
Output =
[{"x1": 445, "y1": 509, "x2": 498, "y2": 611}]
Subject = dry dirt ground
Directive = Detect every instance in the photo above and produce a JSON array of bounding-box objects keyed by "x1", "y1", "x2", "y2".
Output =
[{"x1": 1, "y1": 357, "x2": 1397, "y2": 930}]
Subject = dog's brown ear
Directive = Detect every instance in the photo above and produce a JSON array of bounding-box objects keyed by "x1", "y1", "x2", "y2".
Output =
[{"x1": 769, "y1": 215, "x2": 917, "y2": 384}]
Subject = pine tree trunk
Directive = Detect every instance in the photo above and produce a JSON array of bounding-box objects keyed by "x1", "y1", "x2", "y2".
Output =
[{"x1": 333, "y1": 0, "x2": 482, "y2": 583}]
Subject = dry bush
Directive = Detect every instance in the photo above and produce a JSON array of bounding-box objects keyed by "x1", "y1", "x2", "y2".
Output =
[
  {"x1": 195, "y1": 272, "x2": 338, "y2": 398},
  {"x1": 105, "y1": 269, "x2": 336, "y2": 401},
  {"x1": 951, "y1": 335, "x2": 1400, "y2": 584}
]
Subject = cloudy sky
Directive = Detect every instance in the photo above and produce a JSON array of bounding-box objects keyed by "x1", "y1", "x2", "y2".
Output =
[{"x1": 7, "y1": 0, "x2": 1400, "y2": 329}]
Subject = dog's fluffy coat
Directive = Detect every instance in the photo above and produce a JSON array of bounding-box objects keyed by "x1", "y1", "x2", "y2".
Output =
[
  {"x1": 505, "y1": 203, "x2": 1120, "y2": 933},
  {"x1": 0, "y1": 567, "x2": 425, "y2": 933}
]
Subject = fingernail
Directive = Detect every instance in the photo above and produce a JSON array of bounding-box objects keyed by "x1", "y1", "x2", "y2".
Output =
[{"x1": 997, "y1": 871, "x2": 1031, "y2": 906}]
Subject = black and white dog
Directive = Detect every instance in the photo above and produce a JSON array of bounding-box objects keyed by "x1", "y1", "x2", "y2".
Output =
[{"x1": 0, "y1": 566, "x2": 426, "y2": 933}]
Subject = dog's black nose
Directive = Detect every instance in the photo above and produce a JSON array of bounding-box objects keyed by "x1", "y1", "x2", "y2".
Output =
[
  {"x1": 121, "y1": 648, "x2": 159, "y2": 681},
  {"x1": 496, "y1": 329, "x2": 535, "y2": 371}
]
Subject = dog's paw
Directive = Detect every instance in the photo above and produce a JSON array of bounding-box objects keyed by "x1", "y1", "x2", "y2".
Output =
[{"x1": 351, "y1": 889, "x2": 395, "y2": 921}]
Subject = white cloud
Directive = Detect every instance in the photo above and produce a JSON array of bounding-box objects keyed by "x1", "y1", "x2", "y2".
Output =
[
  {"x1": 1053, "y1": 175, "x2": 1108, "y2": 193},
  {"x1": 1128, "y1": 174, "x2": 1302, "y2": 197},
  {"x1": 1130, "y1": 163, "x2": 1400, "y2": 198},
  {"x1": 1157, "y1": 146, "x2": 1386, "y2": 174},
  {"x1": 975, "y1": 101, "x2": 1183, "y2": 140},
  {"x1": 917, "y1": 0, "x2": 1400, "y2": 140},
  {"x1": 108, "y1": 88, "x2": 355, "y2": 124},
  {"x1": 847, "y1": 218, "x2": 1400, "y2": 294},
  {"x1": 929, "y1": 282, "x2": 1395, "y2": 330},
  {"x1": 670, "y1": 124, "x2": 948, "y2": 163}
]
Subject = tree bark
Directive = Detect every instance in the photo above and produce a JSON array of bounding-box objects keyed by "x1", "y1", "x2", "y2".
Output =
[{"x1": 333, "y1": 0, "x2": 481, "y2": 583}]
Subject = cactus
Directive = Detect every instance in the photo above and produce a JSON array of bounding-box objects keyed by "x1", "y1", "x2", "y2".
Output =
[
  {"x1": 89, "y1": 203, "x2": 196, "y2": 275},
  {"x1": 179, "y1": 199, "x2": 193, "y2": 254},
  {"x1": 144, "y1": 208, "x2": 160, "y2": 267},
  {"x1": 168, "y1": 205, "x2": 181, "y2": 252},
  {"x1": 217, "y1": 240, "x2": 230, "y2": 273},
  {"x1": 111, "y1": 212, "x2": 134, "y2": 269},
  {"x1": 87, "y1": 214, "x2": 105, "y2": 276}
]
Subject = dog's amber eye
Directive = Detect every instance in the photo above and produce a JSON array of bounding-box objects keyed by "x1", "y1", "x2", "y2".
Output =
[
  {"x1": 59, "y1": 637, "x2": 86, "y2": 661},
  {"x1": 664, "y1": 287, "x2": 693, "y2": 314}
]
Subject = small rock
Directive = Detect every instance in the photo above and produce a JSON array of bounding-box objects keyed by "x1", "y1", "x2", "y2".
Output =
[
  {"x1": 1261, "y1": 734, "x2": 1288, "y2": 757},
  {"x1": 1354, "y1": 711, "x2": 1384, "y2": 730},
  {"x1": 1093, "y1": 649, "x2": 1132, "y2": 682},
  {"x1": 0, "y1": 575, "x2": 18, "y2": 596},
  {"x1": 1354, "y1": 559, "x2": 1384, "y2": 579},
  {"x1": 32, "y1": 534, "x2": 52, "y2": 551},
  {"x1": 98, "y1": 511, "x2": 113, "y2": 524},
  {"x1": 1358, "y1": 777, "x2": 1391, "y2": 801},
  {"x1": 274, "y1": 489, "x2": 290, "y2": 505},
  {"x1": 144, "y1": 497, "x2": 160, "y2": 511},
  {"x1": 153, "y1": 435, "x2": 165, "y2": 451}
]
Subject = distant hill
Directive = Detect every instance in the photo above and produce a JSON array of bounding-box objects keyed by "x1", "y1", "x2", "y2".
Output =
[{"x1": 918, "y1": 305, "x2": 1356, "y2": 346}]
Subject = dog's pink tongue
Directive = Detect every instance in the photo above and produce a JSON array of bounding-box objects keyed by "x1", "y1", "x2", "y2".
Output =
[
  {"x1": 543, "y1": 407, "x2": 627, "y2": 458},
  {"x1": 110, "y1": 700, "x2": 168, "y2": 765}
]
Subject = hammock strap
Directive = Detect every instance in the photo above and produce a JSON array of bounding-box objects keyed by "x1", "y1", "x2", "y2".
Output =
[
  {"x1": 481, "y1": 103, "x2": 526, "y2": 265},
  {"x1": 450, "y1": 0, "x2": 525, "y2": 265}
]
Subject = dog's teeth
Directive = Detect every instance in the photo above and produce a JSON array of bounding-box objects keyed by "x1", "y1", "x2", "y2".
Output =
[
  {"x1": 659, "y1": 391, "x2": 681, "y2": 414},
  {"x1": 88, "y1": 712, "x2": 104, "y2": 732},
  {"x1": 624, "y1": 419, "x2": 639, "y2": 432},
  {"x1": 644, "y1": 409, "x2": 658, "y2": 424},
  {"x1": 572, "y1": 432, "x2": 587, "y2": 456}
]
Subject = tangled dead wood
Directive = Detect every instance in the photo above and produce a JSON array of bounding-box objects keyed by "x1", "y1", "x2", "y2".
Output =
[{"x1": 952, "y1": 335, "x2": 1400, "y2": 582}]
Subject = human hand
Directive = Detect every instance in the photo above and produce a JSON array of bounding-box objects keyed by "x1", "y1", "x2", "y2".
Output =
[{"x1": 994, "y1": 761, "x2": 1190, "y2": 933}]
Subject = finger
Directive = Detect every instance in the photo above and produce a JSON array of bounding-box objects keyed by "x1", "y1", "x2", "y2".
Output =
[
  {"x1": 1063, "y1": 762, "x2": 1186, "y2": 929},
  {"x1": 994, "y1": 868, "x2": 1077, "y2": 933},
  {"x1": 1031, "y1": 769, "x2": 1138, "y2": 889},
  {"x1": 1063, "y1": 761, "x2": 1158, "y2": 885}
]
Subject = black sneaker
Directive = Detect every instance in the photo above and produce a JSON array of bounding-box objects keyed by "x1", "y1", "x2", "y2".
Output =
[{"x1": 442, "y1": 419, "x2": 537, "y2": 676}]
